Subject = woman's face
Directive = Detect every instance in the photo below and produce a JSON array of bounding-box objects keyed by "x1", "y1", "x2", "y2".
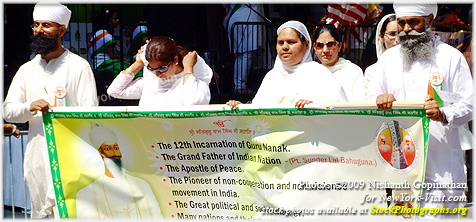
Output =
[
  {"x1": 109, "y1": 12, "x2": 120, "y2": 28},
  {"x1": 314, "y1": 31, "x2": 341, "y2": 66},
  {"x1": 147, "y1": 57, "x2": 176, "y2": 80},
  {"x1": 380, "y1": 20, "x2": 399, "y2": 49},
  {"x1": 276, "y1": 28, "x2": 309, "y2": 66}
]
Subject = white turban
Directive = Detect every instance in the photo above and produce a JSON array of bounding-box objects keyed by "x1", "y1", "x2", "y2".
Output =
[
  {"x1": 89, "y1": 122, "x2": 118, "y2": 149},
  {"x1": 33, "y1": 2, "x2": 71, "y2": 28},
  {"x1": 393, "y1": 2, "x2": 438, "y2": 18}
]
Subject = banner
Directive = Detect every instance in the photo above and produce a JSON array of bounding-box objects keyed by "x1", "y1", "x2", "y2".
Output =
[{"x1": 43, "y1": 105, "x2": 429, "y2": 219}]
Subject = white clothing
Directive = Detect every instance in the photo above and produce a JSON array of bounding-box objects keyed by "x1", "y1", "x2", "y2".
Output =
[
  {"x1": 375, "y1": 14, "x2": 396, "y2": 60},
  {"x1": 366, "y1": 41, "x2": 473, "y2": 210},
  {"x1": 324, "y1": 57, "x2": 365, "y2": 102},
  {"x1": 364, "y1": 63, "x2": 377, "y2": 96},
  {"x1": 393, "y1": 2, "x2": 438, "y2": 19},
  {"x1": 107, "y1": 53, "x2": 212, "y2": 106},
  {"x1": 76, "y1": 162, "x2": 162, "y2": 219},
  {"x1": 3, "y1": 49, "x2": 98, "y2": 218},
  {"x1": 365, "y1": 14, "x2": 395, "y2": 97},
  {"x1": 33, "y1": 2, "x2": 71, "y2": 29},
  {"x1": 253, "y1": 21, "x2": 347, "y2": 105},
  {"x1": 252, "y1": 62, "x2": 348, "y2": 105}
]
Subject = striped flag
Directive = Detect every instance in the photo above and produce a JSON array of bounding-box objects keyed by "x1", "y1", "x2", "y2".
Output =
[
  {"x1": 325, "y1": 4, "x2": 368, "y2": 29},
  {"x1": 87, "y1": 29, "x2": 116, "y2": 59}
]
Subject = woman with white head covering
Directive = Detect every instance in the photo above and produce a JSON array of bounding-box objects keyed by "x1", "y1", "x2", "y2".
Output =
[
  {"x1": 227, "y1": 20, "x2": 347, "y2": 109},
  {"x1": 312, "y1": 24, "x2": 365, "y2": 102},
  {"x1": 364, "y1": 14, "x2": 399, "y2": 94}
]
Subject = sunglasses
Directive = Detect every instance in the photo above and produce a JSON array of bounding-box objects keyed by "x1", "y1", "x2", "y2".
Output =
[
  {"x1": 147, "y1": 61, "x2": 172, "y2": 73},
  {"x1": 314, "y1": 41, "x2": 338, "y2": 49}
]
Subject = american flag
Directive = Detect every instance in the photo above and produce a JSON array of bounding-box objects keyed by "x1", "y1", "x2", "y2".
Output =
[{"x1": 325, "y1": 4, "x2": 369, "y2": 29}]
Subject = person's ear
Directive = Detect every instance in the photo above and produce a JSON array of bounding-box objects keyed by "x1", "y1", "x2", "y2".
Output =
[
  {"x1": 427, "y1": 14, "x2": 434, "y2": 27},
  {"x1": 58, "y1": 25, "x2": 66, "y2": 38},
  {"x1": 378, "y1": 34, "x2": 385, "y2": 43},
  {"x1": 305, "y1": 40, "x2": 310, "y2": 50}
]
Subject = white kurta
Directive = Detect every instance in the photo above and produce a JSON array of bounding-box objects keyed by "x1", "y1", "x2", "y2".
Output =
[
  {"x1": 76, "y1": 168, "x2": 162, "y2": 219},
  {"x1": 324, "y1": 57, "x2": 365, "y2": 102},
  {"x1": 107, "y1": 54, "x2": 212, "y2": 106},
  {"x1": 366, "y1": 41, "x2": 473, "y2": 210},
  {"x1": 3, "y1": 49, "x2": 98, "y2": 218},
  {"x1": 364, "y1": 63, "x2": 378, "y2": 96},
  {"x1": 252, "y1": 61, "x2": 348, "y2": 105}
]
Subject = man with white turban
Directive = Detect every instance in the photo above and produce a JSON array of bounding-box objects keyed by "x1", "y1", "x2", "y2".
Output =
[
  {"x1": 3, "y1": 2, "x2": 98, "y2": 218},
  {"x1": 76, "y1": 123, "x2": 162, "y2": 219},
  {"x1": 367, "y1": 2, "x2": 472, "y2": 217}
]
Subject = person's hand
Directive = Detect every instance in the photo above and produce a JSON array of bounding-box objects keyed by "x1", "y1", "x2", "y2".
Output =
[
  {"x1": 295, "y1": 99, "x2": 312, "y2": 109},
  {"x1": 4, "y1": 123, "x2": 20, "y2": 138},
  {"x1": 424, "y1": 95, "x2": 446, "y2": 123},
  {"x1": 376, "y1": 93, "x2": 396, "y2": 111},
  {"x1": 135, "y1": 44, "x2": 147, "y2": 64},
  {"x1": 183, "y1": 51, "x2": 197, "y2": 74},
  {"x1": 30, "y1": 99, "x2": 52, "y2": 114},
  {"x1": 226, "y1": 100, "x2": 242, "y2": 110}
]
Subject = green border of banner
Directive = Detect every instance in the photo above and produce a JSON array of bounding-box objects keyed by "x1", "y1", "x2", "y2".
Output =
[
  {"x1": 43, "y1": 113, "x2": 69, "y2": 218},
  {"x1": 44, "y1": 108, "x2": 426, "y2": 120},
  {"x1": 42, "y1": 108, "x2": 429, "y2": 219}
]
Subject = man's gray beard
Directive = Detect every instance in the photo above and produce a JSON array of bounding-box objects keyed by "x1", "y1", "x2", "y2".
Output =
[{"x1": 399, "y1": 27, "x2": 436, "y2": 70}]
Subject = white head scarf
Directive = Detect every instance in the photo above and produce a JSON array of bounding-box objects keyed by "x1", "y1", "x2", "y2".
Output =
[
  {"x1": 33, "y1": 2, "x2": 71, "y2": 28},
  {"x1": 275, "y1": 20, "x2": 312, "y2": 73},
  {"x1": 89, "y1": 122, "x2": 118, "y2": 149},
  {"x1": 393, "y1": 2, "x2": 438, "y2": 18},
  {"x1": 375, "y1": 13, "x2": 396, "y2": 59}
]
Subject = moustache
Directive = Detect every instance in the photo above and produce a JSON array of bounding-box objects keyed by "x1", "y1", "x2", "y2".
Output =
[
  {"x1": 30, "y1": 33, "x2": 53, "y2": 40},
  {"x1": 398, "y1": 30, "x2": 425, "y2": 37}
]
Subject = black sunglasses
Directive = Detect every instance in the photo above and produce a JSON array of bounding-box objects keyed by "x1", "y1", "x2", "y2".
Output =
[
  {"x1": 315, "y1": 41, "x2": 338, "y2": 49},
  {"x1": 147, "y1": 61, "x2": 172, "y2": 73}
]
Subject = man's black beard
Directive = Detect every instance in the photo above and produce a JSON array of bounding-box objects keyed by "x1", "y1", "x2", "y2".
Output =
[
  {"x1": 110, "y1": 157, "x2": 122, "y2": 170},
  {"x1": 30, "y1": 33, "x2": 59, "y2": 55},
  {"x1": 399, "y1": 27, "x2": 436, "y2": 70}
]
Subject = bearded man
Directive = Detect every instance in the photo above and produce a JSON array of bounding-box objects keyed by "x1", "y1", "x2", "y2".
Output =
[
  {"x1": 76, "y1": 123, "x2": 162, "y2": 219},
  {"x1": 3, "y1": 2, "x2": 98, "y2": 218},
  {"x1": 366, "y1": 2, "x2": 473, "y2": 217}
]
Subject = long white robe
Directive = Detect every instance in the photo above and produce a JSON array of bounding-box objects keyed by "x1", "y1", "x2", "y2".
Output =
[
  {"x1": 107, "y1": 54, "x2": 212, "y2": 106},
  {"x1": 366, "y1": 41, "x2": 473, "y2": 211},
  {"x1": 3, "y1": 49, "x2": 98, "y2": 218},
  {"x1": 324, "y1": 57, "x2": 365, "y2": 102},
  {"x1": 76, "y1": 159, "x2": 162, "y2": 219}
]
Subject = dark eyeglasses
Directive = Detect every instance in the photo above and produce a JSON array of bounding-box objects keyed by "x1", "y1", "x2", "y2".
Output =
[
  {"x1": 315, "y1": 41, "x2": 338, "y2": 49},
  {"x1": 147, "y1": 61, "x2": 172, "y2": 73}
]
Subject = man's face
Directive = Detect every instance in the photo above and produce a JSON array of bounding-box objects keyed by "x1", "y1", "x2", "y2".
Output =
[
  {"x1": 397, "y1": 16, "x2": 427, "y2": 40},
  {"x1": 30, "y1": 20, "x2": 64, "y2": 55},
  {"x1": 99, "y1": 143, "x2": 122, "y2": 159}
]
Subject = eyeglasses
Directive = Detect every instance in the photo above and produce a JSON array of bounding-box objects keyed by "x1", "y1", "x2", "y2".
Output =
[
  {"x1": 147, "y1": 61, "x2": 172, "y2": 73},
  {"x1": 384, "y1": 31, "x2": 398, "y2": 39},
  {"x1": 315, "y1": 41, "x2": 338, "y2": 49},
  {"x1": 30, "y1": 22, "x2": 61, "y2": 30}
]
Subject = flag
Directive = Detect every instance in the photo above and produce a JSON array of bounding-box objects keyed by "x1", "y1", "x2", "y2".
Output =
[{"x1": 325, "y1": 4, "x2": 368, "y2": 29}]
